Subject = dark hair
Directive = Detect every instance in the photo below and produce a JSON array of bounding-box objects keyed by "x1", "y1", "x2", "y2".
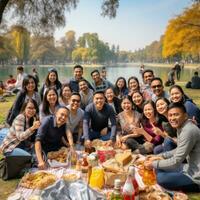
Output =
[
  {"x1": 142, "y1": 100, "x2": 160, "y2": 125},
  {"x1": 20, "y1": 99, "x2": 39, "y2": 127},
  {"x1": 128, "y1": 76, "x2": 140, "y2": 91},
  {"x1": 121, "y1": 95, "x2": 133, "y2": 107},
  {"x1": 45, "y1": 68, "x2": 60, "y2": 87},
  {"x1": 74, "y1": 65, "x2": 83, "y2": 71},
  {"x1": 91, "y1": 69, "x2": 100, "y2": 77},
  {"x1": 169, "y1": 85, "x2": 190, "y2": 103},
  {"x1": 42, "y1": 88, "x2": 59, "y2": 115},
  {"x1": 17, "y1": 66, "x2": 24, "y2": 71},
  {"x1": 131, "y1": 91, "x2": 144, "y2": 106},
  {"x1": 155, "y1": 97, "x2": 170, "y2": 107},
  {"x1": 60, "y1": 83, "x2": 72, "y2": 100},
  {"x1": 150, "y1": 77, "x2": 163, "y2": 86},
  {"x1": 9, "y1": 75, "x2": 13, "y2": 78},
  {"x1": 114, "y1": 76, "x2": 127, "y2": 93},
  {"x1": 56, "y1": 106, "x2": 70, "y2": 113},
  {"x1": 22, "y1": 75, "x2": 38, "y2": 92},
  {"x1": 78, "y1": 78, "x2": 87, "y2": 84},
  {"x1": 194, "y1": 71, "x2": 198, "y2": 76},
  {"x1": 168, "y1": 102, "x2": 186, "y2": 113},
  {"x1": 142, "y1": 69, "x2": 154, "y2": 79},
  {"x1": 93, "y1": 90, "x2": 105, "y2": 97},
  {"x1": 71, "y1": 92, "x2": 81, "y2": 99}
]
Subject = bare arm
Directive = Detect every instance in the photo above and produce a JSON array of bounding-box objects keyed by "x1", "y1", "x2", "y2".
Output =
[{"x1": 35, "y1": 141, "x2": 46, "y2": 169}]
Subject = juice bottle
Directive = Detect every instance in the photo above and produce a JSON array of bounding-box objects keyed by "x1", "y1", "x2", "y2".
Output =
[
  {"x1": 110, "y1": 179, "x2": 123, "y2": 200},
  {"x1": 89, "y1": 166, "x2": 104, "y2": 189},
  {"x1": 142, "y1": 168, "x2": 156, "y2": 186}
]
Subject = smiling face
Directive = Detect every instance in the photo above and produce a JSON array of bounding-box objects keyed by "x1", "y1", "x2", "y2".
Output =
[
  {"x1": 170, "y1": 87, "x2": 183, "y2": 103},
  {"x1": 117, "y1": 78, "x2": 125, "y2": 89},
  {"x1": 26, "y1": 78, "x2": 36, "y2": 92},
  {"x1": 156, "y1": 99, "x2": 168, "y2": 115},
  {"x1": 48, "y1": 72, "x2": 57, "y2": 83},
  {"x1": 93, "y1": 93, "x2": 105, "y2": 110},
  {"x1": 74, "y1": 68, "x2": 83, "y2": 80},
  {"x1": 168, "y1": 107, "x2": 187, "y2": 128},
  {"x1": 143, "y1": 103, "x2": 155, "y2": 119},
  {"x1": 79, "y1": 80, "x2": 88, "y2": 92},
  {"x1": 105, "y1": 88, "x2": 114, "y2": 102},
  {"x1": 132, "y1": 92, "x2": 143, "y2": 106},
  {"x1": 47, "y1": 89, "x2": 58, "y2": 105},
  {"x1": 24, "y1": 102, "x2": 37, "y2": 119},
  {"x1": 70, "y1": 94, "x2": 81, "y2": 111},
  {"x1": 92, "y1": 72, "x2": 101, "y2": 83},
  {"x1": 121, "y1": 98, "x2": 132, "y2": 112},
  {"x1": 62, "y1": 86, "x2": 72, "y2": 99},
  {"x1": 151, "y1": 79, "x2": 163, "y2": 97},
  {"x1": 129, "y1": 78, "x2": 139, "y2": 91},
  {"x1": 56, "y1": 108, "x2": 68, "y2": 127},
  {"x1": 143, "y1": 72, "x2": 154, "y2": 85}
]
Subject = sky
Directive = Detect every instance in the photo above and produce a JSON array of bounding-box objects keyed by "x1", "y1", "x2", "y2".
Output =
[{"x1": 54, "y1": 0, "x2": 192, "y2": 51}]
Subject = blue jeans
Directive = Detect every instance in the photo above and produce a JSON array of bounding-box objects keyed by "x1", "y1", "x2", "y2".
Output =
[
  {"x1": 0, "y1": 128, "x2": 9, "y2": 145},
  {"x1": 88, "y1": 129, "x2": 111, "y2": 141},
  {"x1": 154, "y1": 137, "x2": 177, "y2": 154},
  {"x1": 5, "y1": 148, "x2": 31, "y2": 157},
  {"x1": 156, "y1": 167, "x2": 200, "y2": 192}
]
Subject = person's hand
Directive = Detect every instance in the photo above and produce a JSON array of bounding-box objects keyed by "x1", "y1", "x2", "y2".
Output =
[
  {"x1": 150, "y1": 122, "x2": 164, "y2": 136},
  {"x1": 189, "y1": 116, "x2": 197, "y2": 126},
  {"x1": 38, "y1": 161, "x2": 47, "y2": 170},
  {"x1": 146, "y1": 155, "x2": 163, "y2": 162},
  {"x1": 116, "y1": 136, "x2": 122, "y2": 148},
  {"x1": 144, "y1": 160, "x2": 153, "y2": 170},
  {"x1": 100, "y1": 127, "x2": 108, "y2": 136},
  {"x1": 84, "y1": 140, "x2": 92, "y2": 148},
  {"x1": 121, "y1": 135, "x2": 128, "y2": 142},
  {"x1": 31, "y1": 120, "x2": 40, "y2": 131}
]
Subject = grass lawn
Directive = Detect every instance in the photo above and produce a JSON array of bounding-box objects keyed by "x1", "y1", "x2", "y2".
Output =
[{"x1": 0, "y1": 81, "x2": 200, "y2": 199}]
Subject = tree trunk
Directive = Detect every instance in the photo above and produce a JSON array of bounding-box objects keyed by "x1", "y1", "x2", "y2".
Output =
[{"x1": 0, "y1": 0, "x2": 9, "y2": 24}]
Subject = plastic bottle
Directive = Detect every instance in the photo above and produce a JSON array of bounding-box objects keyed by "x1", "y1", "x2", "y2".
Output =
[
  {"x1": 122, "y1": 166, "x2": 139, "y2": 200},
  {"x1": 110, "y1": 179, "x2": 123, "y2": 200}
]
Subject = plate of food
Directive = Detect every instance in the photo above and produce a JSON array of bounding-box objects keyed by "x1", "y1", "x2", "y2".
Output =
[
  {"x1": 47, "y1": 147, "x2": 68, "y2": 167},
  {"x1": 19, "y1": 171, "x2": 56, "y2": 190}
]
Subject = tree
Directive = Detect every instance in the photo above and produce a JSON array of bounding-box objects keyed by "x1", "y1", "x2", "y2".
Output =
[
  {"x1": 162, "y1": 3, "x2": 200, "y2": 60},
  {"x1": 0, "y1": 0, "x2": 119, "y2": 32},
  {"x1": 65, "y1": 30, "x2": 76, "y2": 62},
  {"x1": 9, "y1": 25, "x2": 30, "y2": 64}
]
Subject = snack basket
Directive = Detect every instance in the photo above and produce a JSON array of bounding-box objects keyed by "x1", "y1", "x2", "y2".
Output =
[{"x1": 96, "y1": 146, "x2": 116, "y2": 163}]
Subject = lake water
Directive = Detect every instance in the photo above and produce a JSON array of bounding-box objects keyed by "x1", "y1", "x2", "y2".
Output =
[{"x1": 0, "y1": 63, "x2": 196, "y2": 85}]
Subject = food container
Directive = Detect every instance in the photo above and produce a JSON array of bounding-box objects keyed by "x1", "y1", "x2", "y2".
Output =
[{"x1": 97, "y1": 147, "x2": 116, "y2": 163}]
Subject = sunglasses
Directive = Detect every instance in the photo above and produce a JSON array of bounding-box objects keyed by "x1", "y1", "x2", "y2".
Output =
[
  {"x1": 152, "y1": 84, "x2": 162, "y2": 89},
  {"x1": 71, "y1": 99, "x2": 80, "y2": 103}
]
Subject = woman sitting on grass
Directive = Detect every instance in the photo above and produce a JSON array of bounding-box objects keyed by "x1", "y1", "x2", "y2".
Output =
[
  {"x1": 0, "y1": 99, "x2": 40, "y2": 179},
  {"x1": 6, "y1": 75, "x2": 40, "y2": 126}
]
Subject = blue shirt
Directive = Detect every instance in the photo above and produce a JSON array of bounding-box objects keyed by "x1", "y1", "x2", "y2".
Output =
[{"x1": 35, "y1": 115, "x2": 67, "y2": 153}]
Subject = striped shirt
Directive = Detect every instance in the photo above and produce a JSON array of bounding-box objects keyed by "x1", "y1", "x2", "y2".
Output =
[{"x1": 0, "y1": 114, "x2": 33, "y2": 153}]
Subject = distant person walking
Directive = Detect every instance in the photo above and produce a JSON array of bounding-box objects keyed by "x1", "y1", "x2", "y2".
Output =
[{"x1": 174, "y1": 62, "x2": 181, "y2": 81}]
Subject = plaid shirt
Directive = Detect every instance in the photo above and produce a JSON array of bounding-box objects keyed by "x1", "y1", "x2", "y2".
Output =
[{"x1": 0, "y1": 114, "x2": 33, "y2": 153}]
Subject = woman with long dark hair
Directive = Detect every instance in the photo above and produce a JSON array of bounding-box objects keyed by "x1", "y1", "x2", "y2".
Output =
[
  {"x1": 132, "y1": 91, "x2": 144, "y2": 113},
  {"x1": 39, "y1": 88, "x2": 60, "y2": 121},
  {"x1": 6, "y1": 75, "x2": 40, "y2": 126},
  {"x1": 0, "y1": 99, "x2": 40, "y2": 179},
  {"x1": 114, "y1": 77, "x2": 128, "y2": 99},
  {"x1": 133, "y1": 100, "x2": 164, "y2": 152},
  {"x1": 169, "y1": 85, "x2": 200, "y2": 127},
  {"x1": 40, "y1": 68, "x2": 62, "y2": 100},
  {"x1": 127, "y1": 76, "x2": 140, "y2": 97}
]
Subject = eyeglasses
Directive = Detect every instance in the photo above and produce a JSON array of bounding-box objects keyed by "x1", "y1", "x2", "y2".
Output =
[
  {"x1": 152, "y1": 84, "x2": 162, "y2": 89},
  {"x1": 71, "y1": 99, "x2": 80, "y2": 103}
]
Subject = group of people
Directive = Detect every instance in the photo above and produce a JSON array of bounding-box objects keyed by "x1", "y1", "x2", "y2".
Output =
[{"x1": 0, "y1": 64, "x2": 200, "y2": 192}]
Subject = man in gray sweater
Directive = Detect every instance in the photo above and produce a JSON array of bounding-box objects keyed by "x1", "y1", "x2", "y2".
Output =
[{"x1": 145, "y1": 102, "x2": 200, "y2": 192}]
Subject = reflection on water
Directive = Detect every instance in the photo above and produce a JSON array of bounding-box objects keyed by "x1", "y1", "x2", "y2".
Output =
[{"x1": 0, "y1": 64, "x2": 197, "y2": 84}]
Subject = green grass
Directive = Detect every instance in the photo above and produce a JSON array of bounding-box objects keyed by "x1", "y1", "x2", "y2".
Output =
[{"x1": 0, "y1": 82, "x2": 200, "y2": 199}]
